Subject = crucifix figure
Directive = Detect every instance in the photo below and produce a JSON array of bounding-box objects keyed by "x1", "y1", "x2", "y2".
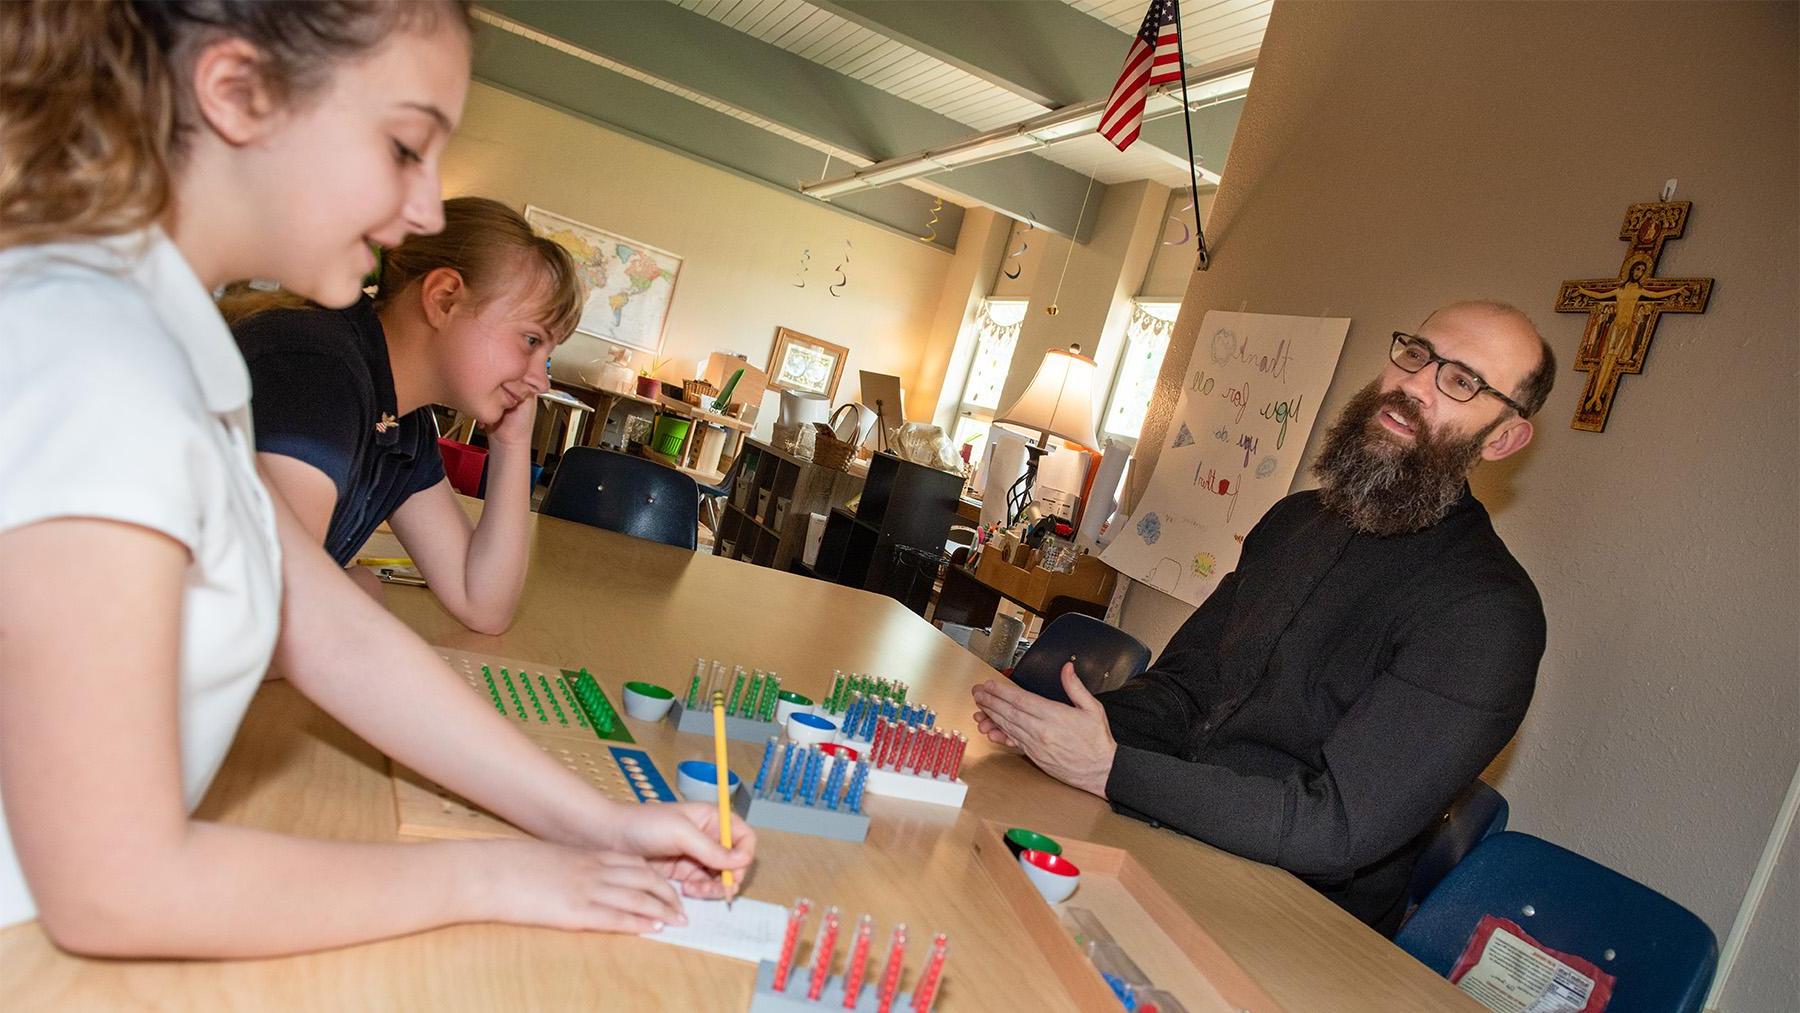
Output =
[{"x1": 1555, "y1": 201, "x2": 1712, "y2": 432}]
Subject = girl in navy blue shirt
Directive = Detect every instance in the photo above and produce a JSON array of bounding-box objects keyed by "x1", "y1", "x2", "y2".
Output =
[{"x1": 234, "y1": 197, "x2": 576, "y2": 634}]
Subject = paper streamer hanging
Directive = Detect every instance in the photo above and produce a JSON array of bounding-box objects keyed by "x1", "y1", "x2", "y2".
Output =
[
  {"x1": 828, "y1": 239, "x2": 850, "y2": 298},
  {"x1": 1163, "y1": 201, "x2": 1195, "y2": 247},
  {"x1": 920, "y1": 197, "x2": 942, "y2": 244},
  {"x1": 1003, "y1": 217, "x2": 1033, "y2": 280},
  {"x1": 792, "y1": 248, "x2": 811, "y2": 288}
]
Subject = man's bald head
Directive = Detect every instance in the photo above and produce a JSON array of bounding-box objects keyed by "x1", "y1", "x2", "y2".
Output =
[{"x1": 1420, "y1": 301, "x2": 1557, "y2": 418}]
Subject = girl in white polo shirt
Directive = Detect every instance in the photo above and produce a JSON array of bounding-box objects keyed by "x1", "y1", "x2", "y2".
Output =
[{"x1": 0, "y1": 1, "x2": 750, "y2": 957}]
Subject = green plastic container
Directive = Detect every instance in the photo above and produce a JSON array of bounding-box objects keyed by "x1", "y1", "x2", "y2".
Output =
[{"x1": 650, "y1": 415, "x2": 691, "y2": 456}]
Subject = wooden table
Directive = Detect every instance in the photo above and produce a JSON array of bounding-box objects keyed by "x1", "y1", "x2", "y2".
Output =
[{"x1": 0, "y1": 511, "x2": 1476, "y2": 1011}]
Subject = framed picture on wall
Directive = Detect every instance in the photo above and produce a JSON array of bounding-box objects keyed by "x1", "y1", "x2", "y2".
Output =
[
  {"x1": 767, "y1": 327, "x2": 849, "y2": 400},
  {"x1": 523, "y1": 205, "x2": 682, "y2": 354}
]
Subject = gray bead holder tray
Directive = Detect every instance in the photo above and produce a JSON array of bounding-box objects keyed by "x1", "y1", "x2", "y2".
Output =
[
  {"x1": 735, "y1": 739, "x2": 871, "y2": 843},
  {"x1": 669, "y1": 697, "x2": 782, "y2": 743},
  {"x1": 746, "y1": 960, "x2": 914, "y2": 1013}
]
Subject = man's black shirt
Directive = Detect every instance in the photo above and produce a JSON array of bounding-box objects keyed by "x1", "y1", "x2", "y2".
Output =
[{"x1": 1097, "y1": 487, "x2": 1543, "y2": 934}]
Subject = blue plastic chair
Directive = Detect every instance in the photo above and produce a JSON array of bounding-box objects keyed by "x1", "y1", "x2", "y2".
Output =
[
  {"x1": 539, "y1": 447, "x2": 699, "y2": 550},
  {"x1": 1009, "y1": 614, "x2": 1152, "y2": 704},
  {"x1": 1396, "y1": 832, "x2": 1718, "y2": 1013},
  {"x1": 1405, "y1": 779, "x2": 1509, "y2": 915}
]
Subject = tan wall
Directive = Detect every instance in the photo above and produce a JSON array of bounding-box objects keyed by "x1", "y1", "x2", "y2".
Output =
[
  {"x1": 1117, "y1": 2, "x2": 1798, "y2": 1006},
  {"x1": 443, "y1": 83, "x2": 952, "y2": 412}
]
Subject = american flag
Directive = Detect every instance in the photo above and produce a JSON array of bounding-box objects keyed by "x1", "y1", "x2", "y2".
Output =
[{"x1": 1098, "y1": 0, "x2": 1184, "y2": 151}]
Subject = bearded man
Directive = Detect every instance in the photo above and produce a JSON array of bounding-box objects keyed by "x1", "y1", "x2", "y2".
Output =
[{"x1": 971, "y1": 301, "x2": 1556, "y2": 936}]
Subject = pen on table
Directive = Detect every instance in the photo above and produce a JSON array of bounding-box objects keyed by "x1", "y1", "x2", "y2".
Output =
[{"x1": 711, "y1": 690, "x2": 736, "y2": 907}]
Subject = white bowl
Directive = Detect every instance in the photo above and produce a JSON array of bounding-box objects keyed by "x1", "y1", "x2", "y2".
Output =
[
  {"x1": 1019, "y1": 849, "x2": 1081, "y2": 903},
  {"x1": 621, "y1": 682, "x2": 676, "y2": 721},
  {"x1": 774, "y1": 693, "x2": 815, "y2": 725},
  {"x1": 785, "y1": 711, "x2": 837, "y2": 746},
  {"x1": 676, "y1": 760, "x2": 741, "y2": 802}
]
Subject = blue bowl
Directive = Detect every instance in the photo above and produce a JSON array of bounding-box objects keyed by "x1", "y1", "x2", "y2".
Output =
[{"x1": 676, "y1": 760, "x2": 741, "y2": 802}]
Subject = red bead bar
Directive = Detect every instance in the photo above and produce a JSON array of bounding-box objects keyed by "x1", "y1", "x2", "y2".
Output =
[{"x1": 773, "y1": 898, "x2": 810, "y2": 991}]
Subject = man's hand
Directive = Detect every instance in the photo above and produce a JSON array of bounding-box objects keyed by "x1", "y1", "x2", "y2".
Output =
[{"x1": 970, "y1": 662, "x2": 1117, "y2": 798}]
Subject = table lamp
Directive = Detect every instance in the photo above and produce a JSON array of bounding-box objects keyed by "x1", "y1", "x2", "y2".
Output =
[{"x1": 992, "y1": 343, "x2": 1100, "y2": 525}]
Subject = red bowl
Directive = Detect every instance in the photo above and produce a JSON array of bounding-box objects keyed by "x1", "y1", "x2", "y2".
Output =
[
  {"x1": 1020, "y1": 849, "x2": 1080, "y2": 878},
  {"x1": 818, "y1": 742, "x2": 860, "y2": 762}
]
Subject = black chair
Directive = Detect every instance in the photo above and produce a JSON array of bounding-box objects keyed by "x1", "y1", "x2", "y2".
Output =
[
  {"x1": 696, "y1": 450, "x2": 745, "y2": 535},
  {"x1": 1404, "y1": 779, "x2": 1508, "y2": 920},
  {"x1": 1010, "y1": 613, "x2": 1152, "y2": 698},
  {"x1": 539, "y1": 447, "x2": 699, "y2": 550}
]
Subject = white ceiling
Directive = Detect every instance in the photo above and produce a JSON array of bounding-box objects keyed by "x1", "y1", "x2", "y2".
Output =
[{"x1": 669, "y1": 0, "x2": 1267, "y2": 189}]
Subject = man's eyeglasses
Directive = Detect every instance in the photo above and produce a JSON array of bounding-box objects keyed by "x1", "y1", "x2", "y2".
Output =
[{"x1": 1389, "y1": 333, "x2": 1527, "y2": 416}]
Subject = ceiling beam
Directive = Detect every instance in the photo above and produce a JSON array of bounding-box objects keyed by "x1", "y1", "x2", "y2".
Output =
[
  {"x1": 470, "y1": 23, "x2": 965, "y2": 246},
  {"x1": 477, "y1": 1, "x2": 1104, "y2": 239},
  {"x1": 814, "y1": 1, "x2": 1248, "y2": 181}
]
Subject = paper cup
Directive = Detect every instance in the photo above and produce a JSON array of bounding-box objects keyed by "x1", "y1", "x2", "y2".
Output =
[
  {"x1": 786, "y1": 711, "x2": 837, "y2": 746},
  {"x1": 1019, "y1": 849, "x2": 1081, "y2": 903},
  {"x1": 621, "y1": 681, "x2": 676, "y2": 721},
  {"x1": 676, "y1": 760, "x2": 740, "y2": 803}
]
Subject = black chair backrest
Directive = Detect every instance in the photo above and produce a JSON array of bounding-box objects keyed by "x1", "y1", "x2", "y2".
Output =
[
  {"x1": 540, "y1": 447, "x2": 699, "y2": 550},
  {"x1": 1011, "y1": 613, "x2": 1152, "y2": 700},
  {"x1": 1406, "y1": 778, "x2": 1509, "y2": 912}
]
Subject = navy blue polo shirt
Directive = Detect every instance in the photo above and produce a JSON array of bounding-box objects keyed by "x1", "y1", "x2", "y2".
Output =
[{"x1": 234, "y1": 297, "x2": 445, "y2": 565}]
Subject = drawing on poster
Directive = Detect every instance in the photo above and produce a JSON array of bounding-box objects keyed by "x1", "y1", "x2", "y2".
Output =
[{"x1": 1102, "y1": 311, "x2": 1350, "y2": 606}]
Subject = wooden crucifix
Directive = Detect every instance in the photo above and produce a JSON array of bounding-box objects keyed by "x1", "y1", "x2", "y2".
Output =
[{"x1": 1555, "y1": 201, "x2": 1712, "y2": 432}]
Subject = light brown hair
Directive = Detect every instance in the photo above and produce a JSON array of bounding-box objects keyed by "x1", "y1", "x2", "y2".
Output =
[
  {"x1": 0, "y1": 0, "x2": 467, "y2": 251},
  {"x1": 373, "y1": 197, "x2": 585, "y2": 343},
  {"x1": 221, "y1": 198, "x2": 586, "y2": 343}
]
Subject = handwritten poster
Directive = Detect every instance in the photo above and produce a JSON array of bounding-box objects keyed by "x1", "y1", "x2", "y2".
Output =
[{"x1": 1100, "y1": 311, "x2": 1350, "y2": 606}]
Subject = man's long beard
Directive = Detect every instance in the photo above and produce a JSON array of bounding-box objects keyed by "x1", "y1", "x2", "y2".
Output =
[{"x1": 1313, "y1": 381, "x2": 1497, "y2": 536}]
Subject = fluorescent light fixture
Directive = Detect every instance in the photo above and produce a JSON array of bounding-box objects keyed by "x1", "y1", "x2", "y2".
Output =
[{"x1": 800, "y1": 62, "x2": 1253, "y2": 200}]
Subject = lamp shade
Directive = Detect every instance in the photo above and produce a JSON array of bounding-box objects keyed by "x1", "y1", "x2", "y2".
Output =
[{"x1": 994, "y1": 345, "x2": 1101, "y2": 449}]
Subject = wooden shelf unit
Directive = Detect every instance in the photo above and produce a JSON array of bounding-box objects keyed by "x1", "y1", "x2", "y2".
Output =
[{"x1": 713, "y1": 439, "x2": 860, "y2": 571}]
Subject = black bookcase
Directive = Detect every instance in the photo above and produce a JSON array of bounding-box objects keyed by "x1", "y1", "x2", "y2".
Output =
[
  {"x1": 714, "y1": 439, "x2": 857, "y2": 571},
  {"x1": 811, "y1": 452, "x2": 962, "y2": 614}
]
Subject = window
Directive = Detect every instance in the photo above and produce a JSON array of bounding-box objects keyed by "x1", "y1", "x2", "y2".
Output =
[
  {"x1": 949, "y1": 299, "x2": 1027, "y2": 455},
  {"x1": 1098, "y1": 301, "x2": 1177, "y2": 446}
]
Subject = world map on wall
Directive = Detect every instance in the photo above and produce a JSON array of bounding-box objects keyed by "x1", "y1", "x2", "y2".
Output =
[{"x1": 525, "y1": 206, "x2": 682, "y2": 354}]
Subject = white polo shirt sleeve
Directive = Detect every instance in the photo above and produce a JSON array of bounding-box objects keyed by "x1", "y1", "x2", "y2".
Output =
[{"x1": 0, "y1": 273, "x2": 215, "y2": 549}]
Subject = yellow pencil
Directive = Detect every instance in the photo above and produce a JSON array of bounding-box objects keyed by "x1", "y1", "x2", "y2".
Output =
[
  {"x1": 354, "y1": 556, "x2": 413, "y2": 567},
  {"x1": 711, "y1": 691, "x2": 736, "y2": 907}
]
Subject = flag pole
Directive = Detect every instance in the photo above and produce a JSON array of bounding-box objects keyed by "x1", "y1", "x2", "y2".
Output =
[{"x1": 1170, "y1": 0, "x2": 1210, "y2": 270}]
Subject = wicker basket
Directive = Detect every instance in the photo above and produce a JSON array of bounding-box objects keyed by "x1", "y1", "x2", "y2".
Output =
[
  {"x1": 682, "y1": 379, "x2": 717, "y2": 406},
  {"x1": 811, "y1": 404, "x2": 859, "y2": 473}
]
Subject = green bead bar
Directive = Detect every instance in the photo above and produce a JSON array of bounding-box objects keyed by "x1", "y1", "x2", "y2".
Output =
[
  {"x1": 539, "y1": 675, "x2": 569, "y2": 725},
  {"x1": 726, "y1": 671, "x2": 747, "y2": 717},
  {"x1": 685, "y1": 673, "x2": 703, "y2": 709},
  {"x1": 745, "y1": 672, "x2": 764, "y2": 716}
]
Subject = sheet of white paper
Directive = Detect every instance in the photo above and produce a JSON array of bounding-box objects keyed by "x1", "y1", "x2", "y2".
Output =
[
  {"x1": 1100, "y1": 311, "x2": 1350, "y2": 606},
  {"x1": 646, "y1": 888, "x2": 787, "y2": 964}
]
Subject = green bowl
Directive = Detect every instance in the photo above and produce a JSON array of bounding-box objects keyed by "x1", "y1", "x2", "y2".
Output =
[
  {"x1": 776, "y1": 690, "x2": 812, "y2": 705},
  {"x1": 1004, "y1": 827, "x2": 1063, "y2": 860},
  {"x1": 623, "y1": 680, "x2": 674, "y2": 700}
]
